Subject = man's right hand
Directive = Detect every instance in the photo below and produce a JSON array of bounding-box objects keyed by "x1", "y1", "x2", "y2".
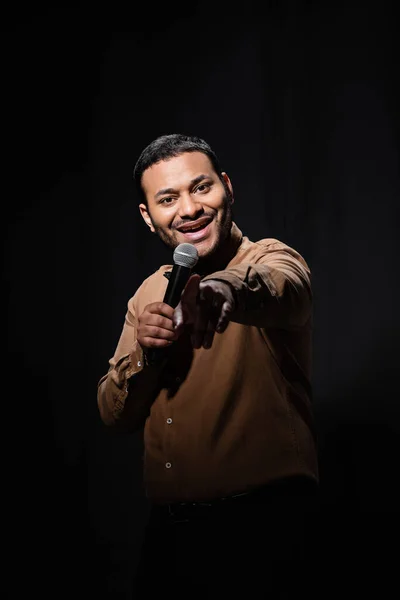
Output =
[{"x1": 137, "y1": 302, "x2": 179, "y2": 349}]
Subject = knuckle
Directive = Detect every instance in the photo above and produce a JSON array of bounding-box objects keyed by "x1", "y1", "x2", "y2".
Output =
[
  {"x1": 154, "y1": 315, "x2": 163, "y2": 327},
  {"x1": 146, "y1": 326, "x2": 156, "y2": 338},
  {"x1": 150, "y1": 325, "x2": 162, "y2": 338}
]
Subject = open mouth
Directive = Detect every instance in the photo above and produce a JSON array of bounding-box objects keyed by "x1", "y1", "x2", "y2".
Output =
[{"x1": 178, "y1": 219, "x2": 212, "y2": 241}]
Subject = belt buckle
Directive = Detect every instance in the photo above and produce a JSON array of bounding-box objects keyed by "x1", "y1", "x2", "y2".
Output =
[{"x1": 167, "y1": 500, "x2": 213, "y2": 523}]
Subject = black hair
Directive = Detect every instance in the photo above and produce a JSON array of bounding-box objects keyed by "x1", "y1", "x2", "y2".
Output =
[{"x1": 133, "y1": 133, "x2": 224, "y2": 204}]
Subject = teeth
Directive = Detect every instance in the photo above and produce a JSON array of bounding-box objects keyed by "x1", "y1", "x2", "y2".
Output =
[{"x1": 182, "y1": 222, "x2": 207, "y2": 233}]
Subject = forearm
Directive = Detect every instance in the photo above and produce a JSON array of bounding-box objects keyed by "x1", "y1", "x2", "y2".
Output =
[
  {"x1": 202, "y1": 248, "x2": 312, "y2": 329},
  {"x1": 97, "y1": 351, "x2": 167, "y2": 433},
  {"x1": 97, "y1": 292, "x2": 167, "y2": 432}
]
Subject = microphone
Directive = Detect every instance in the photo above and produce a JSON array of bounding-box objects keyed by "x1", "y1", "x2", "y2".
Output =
[{"x1": 146, "y1": 243, "x2": 199, "y2": 365}]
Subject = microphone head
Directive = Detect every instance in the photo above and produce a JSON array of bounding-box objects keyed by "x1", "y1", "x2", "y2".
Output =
[{"x1": 173, "y1": 243, "x2": 199, "y2": 268}]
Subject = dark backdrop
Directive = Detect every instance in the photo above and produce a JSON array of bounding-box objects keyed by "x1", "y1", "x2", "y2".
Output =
[{"x1": 3, "y1": 1, "x2": 399, "y2": 598}]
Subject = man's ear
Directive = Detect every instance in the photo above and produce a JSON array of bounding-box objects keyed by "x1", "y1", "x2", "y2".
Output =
[
  {"x1": 221, "y1": 172, "x2": 234, "y2": 204},
  {"x1": 139, "y1": 203, "x2": 155, "y2": 233}
]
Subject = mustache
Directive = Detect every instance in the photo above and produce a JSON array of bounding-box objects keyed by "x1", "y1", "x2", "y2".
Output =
[{"x1": 174, "y1": 210, "x2": 216, "y2": 230}]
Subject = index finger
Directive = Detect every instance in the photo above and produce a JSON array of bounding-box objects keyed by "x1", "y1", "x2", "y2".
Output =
[
  {"x1": 181, "y1": 274, "x2": 201, "y2": 306},
  {"x1": 146, "y1": 302, "x2": 175, "y2": 319},
  {"x1": 173, "y1": 274, "x2": 201, "y2": 329}
]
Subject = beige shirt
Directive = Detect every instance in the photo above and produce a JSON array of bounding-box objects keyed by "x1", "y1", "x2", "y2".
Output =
[{"x1": 97, "y1": 223, "x2": 319, "y2": 503}]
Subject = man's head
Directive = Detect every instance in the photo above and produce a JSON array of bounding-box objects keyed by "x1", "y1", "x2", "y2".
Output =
[{"x1": 133, "y1": 134, "x2": 234, "y2": 262}]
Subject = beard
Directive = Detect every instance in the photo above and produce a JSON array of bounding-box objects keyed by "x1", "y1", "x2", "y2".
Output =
[{"x1": 150, "y1": 191, "x2": 234, "y2": 264}]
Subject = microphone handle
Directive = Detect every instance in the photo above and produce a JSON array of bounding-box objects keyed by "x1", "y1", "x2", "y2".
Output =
[
  {"x1": 145, "y1": 264, "x2": 193, "y2": 366},
  {"x1": 163, "y1": 264, "x2": 193, "y2": 308}
]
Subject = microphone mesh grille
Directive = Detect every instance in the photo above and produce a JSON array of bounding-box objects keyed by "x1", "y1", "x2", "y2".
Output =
[{"x1": 173, "y1": 243, "x2": 199, "y2": 268}]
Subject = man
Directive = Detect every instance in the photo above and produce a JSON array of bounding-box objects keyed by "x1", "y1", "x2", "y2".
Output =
[{"x1": 97, "y1": 134, "x2": 320, "y2": 598}]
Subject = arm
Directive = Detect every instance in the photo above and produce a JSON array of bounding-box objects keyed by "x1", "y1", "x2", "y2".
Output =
[
  {"x1": 202, "y1": 241, "x2": 312, "y2": 330},
  {"x1": 173, "y1": 240, "x2": 312, "y2": 351},
  {"x1": 97, "y1": 293, "x2": 170, "y2": 432}
]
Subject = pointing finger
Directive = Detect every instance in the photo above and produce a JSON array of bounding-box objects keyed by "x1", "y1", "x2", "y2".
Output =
[{"x1": 173, "y1": 274, "x2": 201, "y2": 329}]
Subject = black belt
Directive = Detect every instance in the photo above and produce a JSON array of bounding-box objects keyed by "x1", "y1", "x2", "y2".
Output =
[
  {"x1": 166, "y1": 490, "x2": 251, "y2": 523},
  {"x1": 156, "y1": 476, "x2": 318, "y2": 524}
]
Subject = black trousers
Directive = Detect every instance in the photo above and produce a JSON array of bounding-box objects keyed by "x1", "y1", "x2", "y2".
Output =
[{"x1": 132, "y1": 477, "x2": 320, "y2": 599}]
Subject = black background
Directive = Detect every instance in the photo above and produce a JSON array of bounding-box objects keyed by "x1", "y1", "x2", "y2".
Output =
[{"x1": 3, "y1": 1, "x2": 399, "y2": 597}]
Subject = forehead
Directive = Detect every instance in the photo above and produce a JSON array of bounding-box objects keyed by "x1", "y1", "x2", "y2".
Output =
[{"x1": 141, "y1": 152, "x2": 216, "y2": 197}]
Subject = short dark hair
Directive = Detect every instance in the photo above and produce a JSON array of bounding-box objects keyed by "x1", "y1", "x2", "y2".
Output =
[{"x1": 133, "y1": 134, "x2": 223, "y2": 204}]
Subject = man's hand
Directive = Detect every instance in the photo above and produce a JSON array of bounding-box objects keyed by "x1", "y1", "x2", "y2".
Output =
[
  {"x1": 173, "y1": 274, "x2": 236, "y2": 349},
  {"x1": 137, "y1": 302, "x2": 179, "y2": 349}
]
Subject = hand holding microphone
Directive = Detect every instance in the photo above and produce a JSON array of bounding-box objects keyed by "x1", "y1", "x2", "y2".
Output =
[
  {"x1": 137, "y1": 241, "x2": 236, "y2": 362},
  {"x1": 137, "y1": 243, "x2": 198, "y2": 364}
]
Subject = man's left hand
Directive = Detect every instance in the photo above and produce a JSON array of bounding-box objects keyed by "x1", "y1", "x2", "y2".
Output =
[{"x1": 173, "y1": 274, "x2": 236, "y2": 349}]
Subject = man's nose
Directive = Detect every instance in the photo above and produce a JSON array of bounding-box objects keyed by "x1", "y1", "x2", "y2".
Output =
[{"x1": 178, "y1": 194, "x2": 203, "y2": 219}]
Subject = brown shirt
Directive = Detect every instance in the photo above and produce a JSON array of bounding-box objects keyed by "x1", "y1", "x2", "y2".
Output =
[{"x1": 97, "y1": 223, "x2": 319, "y2": 503}]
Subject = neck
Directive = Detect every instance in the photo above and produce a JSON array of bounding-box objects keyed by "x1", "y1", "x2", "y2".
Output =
[{"x1": 195, "y1": 227, "x2": 242, "y2": 277}]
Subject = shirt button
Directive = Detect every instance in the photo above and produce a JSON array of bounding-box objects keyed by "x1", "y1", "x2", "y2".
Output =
[
  {"x1": 165, "y1": 462, "x2": 172, "y2": 469},
  {"x1": 166, "y1": 418, "x2": 172, "y2": 424},
  {"x1": 175, "y1": 377, "x2": 181, "y2": 383}
]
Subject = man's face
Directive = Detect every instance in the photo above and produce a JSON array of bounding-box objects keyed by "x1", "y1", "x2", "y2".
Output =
[{"x1": 139, "y1": 152, "x2": 234, "y2": 260}]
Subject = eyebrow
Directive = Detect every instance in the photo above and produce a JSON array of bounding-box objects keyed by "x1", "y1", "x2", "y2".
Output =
[{"x1": 154, "y1": 174, "x2": 211, "y2": 199}]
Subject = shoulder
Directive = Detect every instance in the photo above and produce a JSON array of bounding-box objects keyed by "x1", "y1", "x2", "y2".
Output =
[
  {"x1": 127, "y1": 264, "x2": 172, "y2": 314},
  {"x1": 238, "y1": 235, "x2": 310, "y2": 271},
  {"x1": 240, "y1": 234, "x2": 302, "y2": 256}
]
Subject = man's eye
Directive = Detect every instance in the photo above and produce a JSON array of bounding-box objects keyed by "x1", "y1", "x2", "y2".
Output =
[
  {"x1": 160, "y1": 197, "x2": 174, "y2": 204},
  {"x1": 196, "y1": 183, "x2": 211, "y2": 193}
]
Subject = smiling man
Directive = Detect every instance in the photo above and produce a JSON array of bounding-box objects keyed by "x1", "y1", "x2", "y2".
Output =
[
  {"x1": 97, "y1": 134, "x2": 320, "y2": 598},
  {"x1": 138, "y1": 150, "x2": 234, "y2": 267}
]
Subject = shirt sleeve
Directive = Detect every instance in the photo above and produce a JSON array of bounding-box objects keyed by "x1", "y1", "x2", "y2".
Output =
[
  {"x1": 97, "y1": 290, "x2": 165, "y2": 430},
  {"x1": 202, "y1": 240, "x2": 312, "y2": 329}
]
